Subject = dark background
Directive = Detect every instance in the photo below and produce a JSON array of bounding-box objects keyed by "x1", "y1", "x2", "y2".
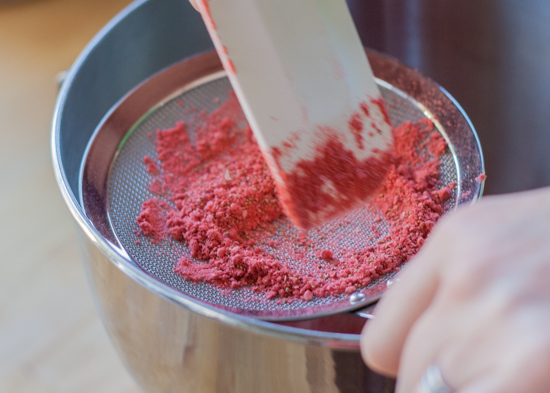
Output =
[{"x1": 348, "y1": 0, "x2": 550, "y2": 195}]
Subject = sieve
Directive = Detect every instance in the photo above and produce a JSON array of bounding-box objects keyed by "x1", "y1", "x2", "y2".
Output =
[{"x1": 80, "y1": 50, "x2": 484, "y2": 321}]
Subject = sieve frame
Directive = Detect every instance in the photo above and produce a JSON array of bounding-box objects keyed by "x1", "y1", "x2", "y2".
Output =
[{"x1": 80, "y1": 50, "x2": 485, "y2": 321}]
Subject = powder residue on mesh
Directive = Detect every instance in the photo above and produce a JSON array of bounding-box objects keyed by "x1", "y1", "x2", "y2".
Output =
[{"x1": 136, "y1": 92, "x2": 454, "y2": 301}]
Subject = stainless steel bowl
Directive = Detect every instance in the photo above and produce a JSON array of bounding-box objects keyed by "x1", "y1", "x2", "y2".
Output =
[
  {"x1": 51, "y1": 1, "x2": 396, "y2": 391},
  {"x1": 51, "y1": 0, "x2": 482, "y2": 391}
]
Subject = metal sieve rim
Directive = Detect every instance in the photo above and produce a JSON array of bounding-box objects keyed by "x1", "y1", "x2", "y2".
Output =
[{"x1": 79, "y1": 50, "x2": 485, "y2": 322}]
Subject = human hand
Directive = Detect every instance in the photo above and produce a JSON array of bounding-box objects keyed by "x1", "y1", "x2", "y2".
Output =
[{"x1": 361, "y1": 187, "x2": 550, "y2": 393}]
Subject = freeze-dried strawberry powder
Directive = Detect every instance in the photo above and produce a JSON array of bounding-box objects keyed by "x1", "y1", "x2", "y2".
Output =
[{"x1": 137, "y1": 92, "x2": 455, "y2": 301}]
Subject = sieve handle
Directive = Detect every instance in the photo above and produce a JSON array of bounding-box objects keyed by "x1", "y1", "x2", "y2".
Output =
[{"x1": 354, "y1": 302, "x2": 377, "y2": 319}]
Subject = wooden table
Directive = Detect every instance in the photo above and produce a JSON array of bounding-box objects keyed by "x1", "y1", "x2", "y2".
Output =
[{"x1": 0, "y1": 0, "x2": 139, "y2": 391}]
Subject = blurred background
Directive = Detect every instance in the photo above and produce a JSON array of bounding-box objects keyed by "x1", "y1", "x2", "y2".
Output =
[
  {"x1": 2, "y1": 0, "x2": 550, "y2": 392},
  {"x1": 0, "y1": 0, "x2": 138, "y2": 391},
  {"x1": 348, "y1": 0, "x2": 550, "y2": 195}
]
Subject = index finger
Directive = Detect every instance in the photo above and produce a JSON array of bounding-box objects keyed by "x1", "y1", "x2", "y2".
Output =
[{"x1": 360, "y1": 239, "x2": 443, "y2": 376}]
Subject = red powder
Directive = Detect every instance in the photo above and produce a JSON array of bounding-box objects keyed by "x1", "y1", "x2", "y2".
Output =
[
  {"x1": 360, "y1": 102, "x2": 370, "y2": 117},
  {"x1": 136, "y1": 199, "x2": 169, "y2": 244},
  {"x1": 227, "y1": 59, "x2": 237, "y2": 75},
  {"x1": 320, "y1": 250, "x2": 334, "y2": 260},
  {"x1": 348, "y1": 111, "x2": 365, "y2": 149},
  {"x1": 271, "y1": 137, "x2": 394, "y2": 231},
  {"x1": 371, "y1": 97, "x2": 392, "y2": 126},
  {"x1": 476, "y1": 173, "x2": 487, "y2": 182},
  {"x1": 136, "y1": 93, "x2": 454, "y2": 301},
  {"x1": 197, "y1": 0, "x2": 216, "y2": 30},
  {"x1": 269, "y1": 97, "x2": 394, "y2": 231}
]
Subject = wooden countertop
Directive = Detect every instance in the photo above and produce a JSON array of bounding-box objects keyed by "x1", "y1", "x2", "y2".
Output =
[{"x1": 0, "y1": 0, "x2": 140, "y2": 391}]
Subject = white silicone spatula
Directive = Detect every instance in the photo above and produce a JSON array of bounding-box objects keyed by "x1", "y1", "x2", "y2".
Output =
[{"x1": 195, "y1": 0, "x2": 394, "y2": 230}]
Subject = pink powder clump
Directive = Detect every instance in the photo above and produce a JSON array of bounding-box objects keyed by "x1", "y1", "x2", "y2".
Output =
[
  {"x1": 476, "y1": 173, "x2": 487, "y2": 182},
  {"x1": 136, "y1": 198, "x2": 169, "y2": 244}
]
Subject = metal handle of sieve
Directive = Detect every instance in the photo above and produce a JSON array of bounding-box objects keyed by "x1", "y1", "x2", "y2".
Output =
[
  {"x1": 353, "y1": 276, "x2": 401, "y2": 319},
  {"x1": 354, "y1": 303, "x2": 376, "y2": 319}
]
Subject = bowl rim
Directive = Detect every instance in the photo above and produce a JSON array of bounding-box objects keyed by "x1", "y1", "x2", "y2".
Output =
[
  {"x1": 51, "y1": 0, "x2": 370, "y2": 349},
  {"x1": 51, "y1": 0, "x2": 484, "y2": 350}
]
